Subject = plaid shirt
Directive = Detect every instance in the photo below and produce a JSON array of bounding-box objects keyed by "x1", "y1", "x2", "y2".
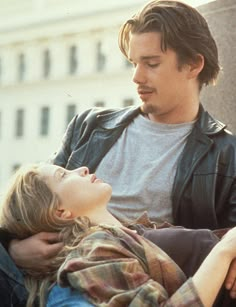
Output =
[{"x1": 58, "y1": 225, "x2": 204, "y2": 306}]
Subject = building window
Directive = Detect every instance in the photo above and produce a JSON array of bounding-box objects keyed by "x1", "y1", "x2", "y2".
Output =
[
  {"x1": 94, "y1": 101, "x2": 105, "y2": 107},
  {"x1": 0, "y1": 58, "x2": 2, "y2": 83},
  {"x1": 43, "y1": 49, "x2": 51, "y2": 78},
  {"x1": 123, "y1": 98, "x2": 134, "y2": 107},
  {"x1": 66, "y1": 104, "x2": 76, "y2": 126},
  {"x1": 96, "y1": 41, "x2": 106, "y2": 72},
  {"x1": 40, "y1": 106, "x2": 50, "y2": 136},
  {"x1": 69, "y1": 45, "x2": 78, "y2": 75},
  {"x1": 18, "y1": 53, "x2": 26, "y2": 82},
  {"x1": 15, "y1": 109, "x2": 24, "y2": 137},
  {"x1": 0, "y1": 111, "x2": 2, "y2": 138}
]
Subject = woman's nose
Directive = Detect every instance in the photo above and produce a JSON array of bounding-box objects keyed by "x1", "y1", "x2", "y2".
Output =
[{"x1": 77, "y1": 166, "x2": 89, "y2": 176}]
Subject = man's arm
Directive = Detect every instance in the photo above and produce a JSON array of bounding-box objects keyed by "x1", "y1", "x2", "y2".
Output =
[
  {"x1": 225, "y1": 180, "x2": 236, "y2": 227},
  {"x1": 8, "y1": 232, "x2": 63, "y2": 272}
]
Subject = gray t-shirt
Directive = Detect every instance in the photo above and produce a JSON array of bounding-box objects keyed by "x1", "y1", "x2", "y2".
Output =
[{"x1": 96, "y1": 114, "x2": 195, "y2": 224}]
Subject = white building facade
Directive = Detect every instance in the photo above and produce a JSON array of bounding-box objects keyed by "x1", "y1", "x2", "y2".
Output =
[{"x1": 0, "y1": 0, "x2": 148, "y2": 191}]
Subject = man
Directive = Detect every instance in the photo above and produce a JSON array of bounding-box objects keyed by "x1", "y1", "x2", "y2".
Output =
[
  {"x1": 1, "y1": 0, "x2": 236, "y2": 306},
  {"x1": 52, "y1": 0, "x2": 235, "y2": 230}
]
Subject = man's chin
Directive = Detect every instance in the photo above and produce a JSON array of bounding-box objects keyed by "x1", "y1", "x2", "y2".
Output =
[
  {"x1": 140, "y1": 102, "x2": 152, "y2": 114},
  {"x1": 140, "y1": 102, "x2": 147, "y2": 111}
]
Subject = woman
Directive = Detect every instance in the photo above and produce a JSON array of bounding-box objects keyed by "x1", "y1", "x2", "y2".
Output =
[{"x1": 0, "y1": 163, "x2": 236, "y2": 307}]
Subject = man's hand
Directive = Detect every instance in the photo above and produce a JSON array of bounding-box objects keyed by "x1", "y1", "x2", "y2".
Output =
[
  {"x1": 225, "y1": 258, "x2": 236, "y2": 298},
  {"x1": 8, "y1": 232, "x2": 63, "y2": 272}
]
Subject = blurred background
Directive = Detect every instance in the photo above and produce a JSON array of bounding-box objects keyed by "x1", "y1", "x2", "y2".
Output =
[{"x1": 0, "y1": 0, "x2": 235, "y2": 192}]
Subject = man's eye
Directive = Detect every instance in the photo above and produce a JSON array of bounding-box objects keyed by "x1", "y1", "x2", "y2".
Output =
[{"x1": 148, "y1": 63, "x2": 159, "y2": 68}]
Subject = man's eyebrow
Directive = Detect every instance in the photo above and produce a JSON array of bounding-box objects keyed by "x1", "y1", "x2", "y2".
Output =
[
  {"x1": 140, "y1": 55, "x2": 161, "y2": 61},
  {"x1": 129, "y1": 55, "x2": 161, "y2": 62}
]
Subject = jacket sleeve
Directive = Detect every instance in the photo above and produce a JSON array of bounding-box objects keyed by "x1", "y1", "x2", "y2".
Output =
[
  {"x1": 224, "y1": 180, "x2": 236, "y2": 227},
  {"x1": 0, "y1": 228, "x2": 15, "y2": 250},
  {"x1": 58, "y1": 228, "x2": 204, "y2": 307},
  {"x1": 49, "y1": 109, "x2": 93, "y2": 167}
]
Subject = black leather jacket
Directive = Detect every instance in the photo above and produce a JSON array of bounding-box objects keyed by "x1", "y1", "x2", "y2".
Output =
[{"x1": 52, "y1": 105, "x2": 236, "y2": 230}]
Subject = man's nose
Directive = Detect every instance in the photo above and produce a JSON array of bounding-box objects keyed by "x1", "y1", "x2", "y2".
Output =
[{"x1": 132, "y1": 65, "x2": 147, "y2": 84}]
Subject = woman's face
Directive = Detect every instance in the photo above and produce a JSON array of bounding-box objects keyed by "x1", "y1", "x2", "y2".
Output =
[{"x1": 39, "y1": 165, "x2": 112, "y2": 218}]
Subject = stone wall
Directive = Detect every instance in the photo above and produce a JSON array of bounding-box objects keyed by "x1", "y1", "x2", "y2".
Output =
[{"x1": 198, "y1": 0, "x2": 236, "y2": 133}]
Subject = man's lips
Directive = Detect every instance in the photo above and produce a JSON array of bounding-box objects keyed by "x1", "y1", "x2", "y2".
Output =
[
  {"x1": 137, "y1": 88, "x2": 153, "y2": 94},
  {"x1": 137, "y1": 87, "x2": 154, "y2": 97},
  {"x1": 138, "y1": 88, "x2": 154, "y2": 100},
  {"x1": 137, "y1": 85, "x2": 154, "y2": 91}
]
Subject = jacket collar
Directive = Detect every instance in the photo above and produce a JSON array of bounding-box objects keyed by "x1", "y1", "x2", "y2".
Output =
[
  {"x1": 196, "y1": 104, "x2": 226, "y2": 135},
  {"x1": 97, "y1": 104, "x2": 226, "y2": 135},
  {"x1": 97, "y1": 106, "x2": 141, "y2": 129}
]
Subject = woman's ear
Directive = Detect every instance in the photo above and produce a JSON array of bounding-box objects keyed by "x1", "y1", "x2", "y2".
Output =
[
  {"x1": 56, "y1": 209, "x2": 72, "y2": 219},
  {"x1": 61, "y1": 210, "x2": 72, "y2": 219}
]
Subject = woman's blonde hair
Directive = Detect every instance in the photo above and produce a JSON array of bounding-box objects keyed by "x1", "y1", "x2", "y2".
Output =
[{"x1": 0, "y1": 163, "x2": 93, "y2": 307}]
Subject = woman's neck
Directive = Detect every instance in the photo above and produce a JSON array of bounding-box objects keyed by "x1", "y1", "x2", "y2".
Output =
[{"x1": 88, "y1": 208, "x2": 122, "y2": 227}]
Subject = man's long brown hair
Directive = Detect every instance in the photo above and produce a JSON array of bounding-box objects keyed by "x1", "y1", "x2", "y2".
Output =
[{"x1": 119, "y1": 0, "x2": 220, "y2": 89}]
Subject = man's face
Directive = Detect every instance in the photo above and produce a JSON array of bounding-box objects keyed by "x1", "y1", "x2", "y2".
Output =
[{"x1": 128, "y1": 32, "x2": 197, "y2": 124}]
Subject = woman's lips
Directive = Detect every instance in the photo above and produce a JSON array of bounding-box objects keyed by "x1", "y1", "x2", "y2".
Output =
[
  {"x1": 94, "y1": 178, "x2": 103, "y2": 183},
  {"x1": 91, "y1": 174, "x2": 103, "y2": 183},
  {"x1": 91, "y1": 174, "x2": 97, "y2": 183}
]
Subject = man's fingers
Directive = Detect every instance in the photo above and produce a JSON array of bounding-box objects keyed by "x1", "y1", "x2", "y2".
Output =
[
  {"x1": 45, "y1": 241, "x2": 64, "y2": 258},
  {"x1": 37, "y1": 232, "x2": 62, "y2": 243}
]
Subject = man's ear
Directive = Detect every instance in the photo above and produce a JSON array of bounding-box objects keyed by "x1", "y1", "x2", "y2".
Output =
[
  {"x1": 56, "y1": 209, "x2": 72, "y2": 219},
  {"x1": 188, "y1": 54, "x2": 204, "y2": 79}
]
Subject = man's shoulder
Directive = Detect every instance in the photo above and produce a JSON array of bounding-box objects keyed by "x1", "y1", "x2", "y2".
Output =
[
  {"x1": 205, "y1": 119, "x2": 236, "y2": 153},
  {"x1": 217, "y1": 128, "x2": 236, "y2": 147},
  {"x1": 73, "y1": 105, "x2": 140, "y2": 126},
  {"x1": 198, "y1": 106, "x2": 236, "y2": 141}
]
